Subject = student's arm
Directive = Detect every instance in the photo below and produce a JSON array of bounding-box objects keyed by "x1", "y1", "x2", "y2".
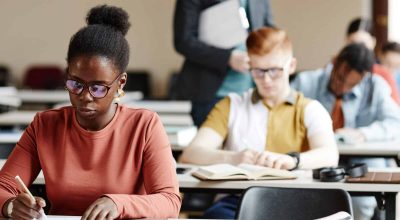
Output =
[
  {"x1": 173, "y1": 0, "x2": 233, "y2": 72},
  {"x1": 299, "y1": 101, "x2": 339, "y2": 169},
  {"x1": 0, "y1": 115, "x2": 42, "y2": 217},
  {"x1": 180, "y1": 98, "x2": 259, "y2": 165},
  {"x1": 105, "y1": 114, "x2": 181, "y2": 219},
  {"x1": 358, "y1": 77, "x2": 400, "y2": 141}
]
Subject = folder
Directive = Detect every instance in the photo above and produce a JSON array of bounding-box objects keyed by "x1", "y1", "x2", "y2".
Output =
[{"x1": 199, "y1": 0, "x2": 248, "y2": 49}]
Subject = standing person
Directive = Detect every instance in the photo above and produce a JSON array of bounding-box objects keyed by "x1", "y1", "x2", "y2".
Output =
[
  {"x1": 180, "y1": 27, "x2": 338, "y2": 219},
  {"x1": 346, "y1": 17, "x2": 400, "y2": 104},
  {"x1": 174, "y1": 0, "x2": 274, "y2": 127},
  {"x1": 291, "y1": 43, "x2": 400, "y2": 220},
  {"x1": 379, "y1": 42, "x2": 400, "y2": 97},
  {"x1": 0, "y1": 5, "x2": 181, "y2": 219}
]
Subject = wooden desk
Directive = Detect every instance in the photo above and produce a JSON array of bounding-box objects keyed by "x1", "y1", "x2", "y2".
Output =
[
  {"x1": 17, "y1": 90, "x2": 143, "y2": 104},
  {"x1": 0, "y1": 110, "x2": 193, "y2": 126},
  {"x1": 178, "y1": 167, "x2": 399, "y2": 220}
]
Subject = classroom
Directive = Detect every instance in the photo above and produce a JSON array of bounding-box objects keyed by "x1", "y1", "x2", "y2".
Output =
[{"x1": 0, "y1": 0, "x2": 400, "y2": 220}]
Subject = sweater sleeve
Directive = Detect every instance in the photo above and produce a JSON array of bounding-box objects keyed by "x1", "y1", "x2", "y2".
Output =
[
  {"x1": 0, "y1": 114, "x2": 42, "y2": 216},
  {"x1": 105, "y1": 113, "x2": 181, "y2": 219}
]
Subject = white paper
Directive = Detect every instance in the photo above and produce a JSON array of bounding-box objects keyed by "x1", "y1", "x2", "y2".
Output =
[{"x1": 199, "y1": 0, "x2": 247, "y2": 49}]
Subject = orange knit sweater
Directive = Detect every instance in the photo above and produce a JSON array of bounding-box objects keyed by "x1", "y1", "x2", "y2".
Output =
[{"x1": 0, "y1": 105, "x2": 181, "y2": 218}]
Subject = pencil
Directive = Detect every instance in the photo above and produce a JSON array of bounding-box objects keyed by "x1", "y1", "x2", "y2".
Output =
[{"x1": 15, "y1": 175, "x2": 35, "y2": 202}]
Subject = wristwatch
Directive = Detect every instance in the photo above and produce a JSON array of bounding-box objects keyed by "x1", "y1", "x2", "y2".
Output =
[{"x1": 286, "y1": 152, "x2": 300, "y2": 170}]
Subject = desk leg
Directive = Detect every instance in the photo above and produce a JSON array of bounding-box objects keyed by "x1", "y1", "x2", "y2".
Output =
[{"x1": 385, "y1": 192, "x2": 396, "y2": 220}]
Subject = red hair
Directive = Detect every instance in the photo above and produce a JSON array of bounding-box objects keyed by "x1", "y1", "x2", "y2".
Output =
[{"x1": 246, "y1": 27, "x2": 292, "y2": 56}]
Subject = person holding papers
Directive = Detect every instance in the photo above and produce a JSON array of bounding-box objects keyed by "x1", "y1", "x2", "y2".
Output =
[
  {"x1": 173, "y1": 0, "x2": 274, "y2": 127},
  {"x1": 0, "y1": 5, "x2": 180, "y2": 219},
  {"x1": 180, "y1": 27, "x2": 339, "y2": 219}
]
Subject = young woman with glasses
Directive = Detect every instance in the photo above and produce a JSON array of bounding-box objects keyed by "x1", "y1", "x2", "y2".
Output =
[{"x1": 0, "y1": 5, "x2": 180, "y2": 219}]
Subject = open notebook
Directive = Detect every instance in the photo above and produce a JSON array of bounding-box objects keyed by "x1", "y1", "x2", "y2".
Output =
[{"x1": 192, "y1": 163, "x2": 297, "y2": 180}]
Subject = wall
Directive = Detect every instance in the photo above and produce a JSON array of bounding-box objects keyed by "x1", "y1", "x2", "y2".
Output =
[
  {"x1": 0, "y1": 0, "x2": 183, "y2": 97},
  {"x1": 270, "y1": 0, "x2": 370, "y2": 71},
  {"x1": 0, "y1": 0, "x2": 370, "y2": 97}
]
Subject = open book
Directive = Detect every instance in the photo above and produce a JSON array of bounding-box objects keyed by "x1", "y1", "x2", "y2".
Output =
[{"x1": 192, "y1": 163, "x2": 297, "y2": 180}]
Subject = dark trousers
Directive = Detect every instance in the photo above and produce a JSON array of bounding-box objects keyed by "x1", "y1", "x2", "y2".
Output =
[
  {"x1": 203, "y1": 195, "x2": 240, "y2": 219},
  {"x1": 190, "y1": 97, "x2": 223, "y2": 127}
]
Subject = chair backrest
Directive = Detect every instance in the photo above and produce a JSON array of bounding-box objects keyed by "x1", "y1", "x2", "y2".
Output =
[
  {"x1": 124, "y1": 70, "x2": 151, "y2": 98},
  {"x1": 23, "y1": 65, "x2": 64, "y2": 90},
  {"x1": 236, "y1": 186, "x2": 353, "y2": 220},
  {"x1": 167, "y1": 72, "x2": 180, "y2": 100},
  {"x1": 0, "y1": 65, "x2": 10, "y2": 86}
]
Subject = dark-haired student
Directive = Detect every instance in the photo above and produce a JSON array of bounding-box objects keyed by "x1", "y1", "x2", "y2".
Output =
[
  {"x1": 291, "y1": 43, "x2": 400, "y2": 220},
  {"x1": 346, "y1": 17, "x2": 400, "y2": 104},
  {"x1": 0, "y1": 5, "x2": 181, "y2": 219}
]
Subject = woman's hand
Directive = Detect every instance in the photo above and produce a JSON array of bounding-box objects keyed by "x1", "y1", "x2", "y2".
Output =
[
  {"x1": 9, "y1": 193, "x2": 46, "y2": 220},
  {"x1": 255, "y1": 151, "x2": 296, "y2": 170},
  {"x1": 81, "y1": 197, "x2": 118, "y2": 220}
]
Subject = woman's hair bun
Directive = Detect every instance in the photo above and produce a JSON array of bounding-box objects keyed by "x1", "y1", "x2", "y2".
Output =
[{"x1": 86, "y1": 4, "x2": 130, "y2": 36}]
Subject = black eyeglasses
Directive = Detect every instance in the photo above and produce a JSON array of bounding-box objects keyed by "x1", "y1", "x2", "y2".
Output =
[
  {"x1": 250, "y1": 58, "x2": 292, "y2": 80},
  {"x1": 65, "y1": 74, "x2": 121, "y2": 99},
  {"x1": 250, "y1": 67, "x2": 284, "y2": 79}
]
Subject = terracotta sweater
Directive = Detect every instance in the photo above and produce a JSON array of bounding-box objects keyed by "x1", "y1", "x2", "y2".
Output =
[{"x1": 0, "y1": 105, "x2": 181, "y2": 218}]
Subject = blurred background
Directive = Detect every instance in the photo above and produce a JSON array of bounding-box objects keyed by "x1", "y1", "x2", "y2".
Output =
[{"x1": 0, "y1": 0, "x2": 398, "y2": 98}]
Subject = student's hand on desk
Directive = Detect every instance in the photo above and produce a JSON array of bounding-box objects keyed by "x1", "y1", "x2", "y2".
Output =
[
  {"x1": 9, "y1": 193, "x2": 46, "y2": 220},
  {"x1": 82, "y1": 197, "x2": 118, "y2": 220},
  {"x1": 255, "y1": 151, "x2": 296, "y2": 170},
  {"x1": 232, "y1": 149, "x2": 259, "y2": 165},
  {"x1": 335, "y1": 128, "x2": 366, "y2": 144}
]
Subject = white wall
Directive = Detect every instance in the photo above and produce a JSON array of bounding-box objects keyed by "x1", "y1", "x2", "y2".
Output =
[
  {"x1": 270, "y1": 0, "x2": 370, "y2": 70},
  {"x1": 389, "y1": 0, "x2": 400, "y2": 42},
  {"x1": 0, "y1": 0, "x2": 183, "y2": 97},
  {"x1": 0, "y1": 0, "x2": 370, "y2": 97}
]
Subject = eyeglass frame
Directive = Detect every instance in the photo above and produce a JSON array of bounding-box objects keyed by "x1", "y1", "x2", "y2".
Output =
[
  {"x1": 250, "y1": 58, "x2": 292, "y2": 80},
  {"x1": 65, "y1": 73, "x2": 122, "y2": 99}
]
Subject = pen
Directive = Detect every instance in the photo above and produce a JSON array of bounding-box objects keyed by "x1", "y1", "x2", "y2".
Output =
[{"x1": 15, "y1": 175, "x2": 35, "y2": 202}]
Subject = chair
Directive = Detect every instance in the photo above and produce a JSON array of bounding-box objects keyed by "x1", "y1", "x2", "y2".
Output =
[
  {"x1": 167, "y1": 72, "x2": 180, "y2": 100},
  {"x1": 124, "y1": 70, "x2": 151, "y2": 99},
  {"x1": 23, "y1": 65, "x2": 64, "y2": 90},
  {"x1": 0, "y1": 65, "x2": 10, "y2": 86},
  {"x1": 236, "y1": 186, "x2": 353, "y2": 220}
]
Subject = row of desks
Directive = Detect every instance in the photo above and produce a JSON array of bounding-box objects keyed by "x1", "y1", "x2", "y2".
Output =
[
  {"x1": 0, "y1": 88, "x2": 144, "y2": 107},
  {"x1": 0, "y1": 110, "x2": 193, "y2": 126},
  {"x1": 0, "y1": 160, "x2": 397, "y2": 219},
  {"x1": 1, "y1": 126, "x2": 399, "y2": 158}
]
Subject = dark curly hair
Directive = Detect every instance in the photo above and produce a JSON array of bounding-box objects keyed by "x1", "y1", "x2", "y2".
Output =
[{"x1": 67, "y1": 5, "x2": 131, "y2": 73}]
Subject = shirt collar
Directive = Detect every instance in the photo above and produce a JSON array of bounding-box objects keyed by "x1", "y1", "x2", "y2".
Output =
[{"x1": 251, "y1": 89, "x2": 297, "y2": 105}]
